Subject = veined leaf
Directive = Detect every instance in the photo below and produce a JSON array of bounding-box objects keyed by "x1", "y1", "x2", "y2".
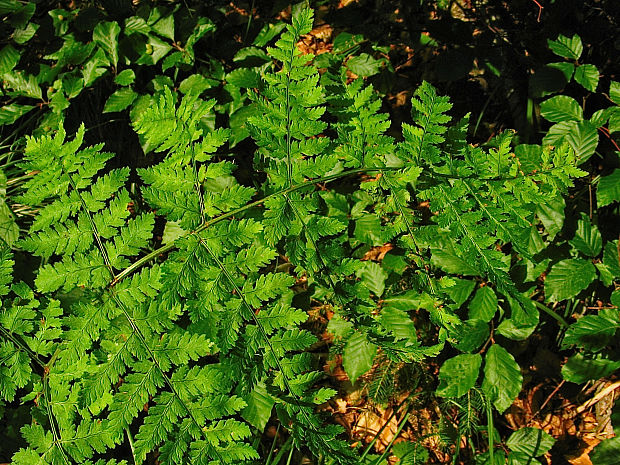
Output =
[
  {"x1": 468, "y1": 286, "x2": 497, "y2": 322},
  {"x1": 574, "y1": 64, "x2": 599, "y2": 92},
  {"x1": 0, "y1": 45, "x2": 20, "y2": 74},
  {"x1": 569, "y1": 213, "x2": 602, "y2": 257},
  {"x1": 507, "y1": 427, "x2": 555, "y2": 457},
  {"x1": 597, "y1": 169, "x2": 620, "y2": 208},
  {"x1": 562, "y1": 353, "x2": 620, "y2": 384},
  {"x1": 540, "y1": 95, "x2": 583, "y2": 122},
  {"x1": 114, "y1": 69, "x2": 136, "y2": 86},
  {"x1": 93, "y1": 21, "x2": 120, "y2": 67},
  {"x1": 482, "y1": 344, "x2": 522, "y2": 413},
  {"x1": 590, "y1": 436, "x2": 620, "y2": 465},
  {"x1": 436, "y1": 353, "x2": 481, "y2": 398},
  {"x1": 562, "y1": 309, "x2": 619, "y2": 351},
  {"x1": 545, "y1": 259, "x2": 596, "y2": 302},
  {"x1": 0, "y1": 103, "x2": 34, "y2": 125},
  {"x1": 103, "y1": 88, "x2": 137, "y2": 113},
  {"x1": 241, "y1": 381, "x2": 274, "y2": 432},
  {"x1": 343, "y1": 331, "x2": 377, "y2": 383},
  {"x1": 547, "y1": 34, "x2": 583, "y2": 60}
]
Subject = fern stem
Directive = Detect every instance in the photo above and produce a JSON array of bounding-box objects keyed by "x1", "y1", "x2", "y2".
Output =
[
  {"x1": 196, "y1": 235, "x2": 329, "y2": 445},
  {"x1": 285, "y1": 441, "x2": 295, "y2": 465},
  {"x1": 110, "y1": 288, "x2": 229, "y2": 464},
  {"x1": 485, "y1": 393, "x2": 494, "y2": 465},
  {"x1": 190, "y1": 149, "x2": 206, "y2": 223},
  {"x1": 461, "y1": 179, "x2": 531, "y2": 259},
  {"x1": 110, "y1": 167, "x2": 401, "y2": 286},
  {"x1": 370, "y1": 406, "x2": 412, "y2": 465},
  {"x1": 264, "y1": 424, "x2": 281, "y2": 465},
  {"x1": 66, "y1": 173, "x2": 116, "y2": 276},
  {"x1": 359, "y1": 404, "x2": 400, "y2": 461},
  {"x1": 270, "y1": 435, "x2": 294, "y2": 465},
  {"x1": 0, "y1": 325, "x2": 46, "y2": 368},
  {"x1": 43, "y1": 374, "x2": 72, "y2": 465},
  {"x1": 109, "y1": 166, "x2": 548, "y2": 288},
  {"x1": 436, "y1": 184, "x2": 501, "y2": 284},
  {"x1": 126, "y1": 427, "x2": 137, "y2": 465},
  {"x1": 66, "y1": 162, "x2": 229, "y2": 464},
  {"x1": 283, "y1": 19, "x2": 296, "y2": 188}
]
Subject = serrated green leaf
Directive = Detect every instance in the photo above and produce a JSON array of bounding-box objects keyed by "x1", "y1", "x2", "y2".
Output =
[
  {"x1": 545, "y1": 259, "x2": 596, "y2": 302},
  {"x1": 62, "y1": 75, "x2": 84, "y2": 99},
  {"x1": 536, "y1": 196, "x2": 564, "y2": 240},
  {"x1": 454, "y1": 319, "x2": 489, "y2": 353},
  {"x1": 226, "y1": 68, "x2": 260, "y2": 88},
  {"x1": 346, "y1": 53, "x2": 383, "y2": 77},
  {"x1": 253, "y1": 22, "x2": 286, "y2": 47},
  {"x1": 13, "y1": 23, "x2": 38, "y2": 44},
  {"x1": 590, "y1": 436, "x2": 620, "y2": 465},
  {"x1": 573, "y1": 64, "x2": 599, "y2": 92},
  {"x1": 241, "y1": 381, "x2": 274, "y2": 432},
  {"x1": 547, "y1": 34, "x2": 582, "y2": 60},
  {"x1": 380, "y1": 306, "x2": 416, "y2": 343},
  {"x1": 233, "y1": 47, "x2": 270, "y2": 67},
  {"x1": 507, "y1": 427, "x2": 555, "y2": 457},
  {"x1": 93, "y1": 21, "x2": 120, "y2": 67},
  {"x1": 590, "y1": 108, "x2": 612, "y2": 129},
  {"x1": 357, "y1": 261, "x2": 387, "y2": 297},
  {"x1": 0, "y1": 199, "x2": 18, "y2": 246},
  {"x1": 332, "y1": 32, "x2": 365, "y2": 54},
  {"x1": 103, "y1": 88, "x2": 137, "y2": 113},
  {"x1": 0, "y1": 45, "x2": 20, "y2": 75},
  {"x1": 610, "y1": 81, "x2": 620, "y2": 105},
  {"x1": 125, "y1": 16, "x2": 150, "y2": 35},
  {"x1": 562, "y1": 309, "x2": 619, "y2": 351},
  {"x1": 569, "y1": 213, "x2": 602, "y2": 257},
  {"x1": 151, "y1": 12, "x2": 174, "y2": 41},
  {"x1": 343, "y1": 331, "x2": 377, "y2": 383},
  {"x1": 562, "y1": 353, "x2": 620, "y2": 384},
  {"x1": 0, "y1": 104, "x2": 34, "y2": 125},
  {"x1": 603, "y1": 240, "x2": 620, "y2": 278},
  {"x1": 597, "y1": 169, "x2": 620, "y2": 208},
  {"x1": 354, "y1": 215, "x2": 386, "y2": 246},
  {"x1": 436, "y1": 353, "x2": 481, "y2": 398},
  {"x1": 0, "y1": 0, "x2": 20, "y2": 14},
  {"x1": 431, "y1": 248, "x2": 479, "y2": 276},
  {"x1": 468, "y1": 286, "x2": 497, "y2": 322},
  {"x1": 540, "y1": 95, "x2": 582, "y2": 123},
  {"x1": 136, "y1": 35, "x2": 171, "y2": 65},
  {"x1": 482, "y1": 344, "x2": 522, "y2": 413},
  {"x1": 2, "y1": 71, "x2": 42, "y2": 99},
  {"x1": 543, "y1": 120, "x2": 598, "y2": 164},
  {"x1": 445, "y1": 278, "x2": 476, "y2": 308},
  {"x1": 114, "y1": 69, "x2": 135, "y2": 86},
  {"x1": 179, "y1": 74, "x2": 216, "y2": 95},
  {"x1": 609, "y1": 107, "x2": 620, "y2": 134}
]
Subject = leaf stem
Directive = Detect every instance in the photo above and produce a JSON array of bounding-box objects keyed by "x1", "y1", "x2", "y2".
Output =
[{"x1": 532, "y1": 299, "x2": 569, "y2": 327}]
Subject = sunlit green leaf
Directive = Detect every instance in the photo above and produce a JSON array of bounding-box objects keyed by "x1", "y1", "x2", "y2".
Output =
[
  {"x1": 436, "y1": 353, "x2": 481, "y2": 398},
  {"x1": 482, "y1": 344, "x2": 522, "y2": 413},
  {"x1": 343, "y1": 331, "x2": 377, "y2": 383},
  {"x1": 545, "y1": 259, "x2": 596, "y2": 302}
]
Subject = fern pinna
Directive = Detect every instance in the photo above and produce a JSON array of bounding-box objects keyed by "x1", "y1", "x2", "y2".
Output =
[{"x1": 0, "y1": 6, "x2": 586, "y2": 465}]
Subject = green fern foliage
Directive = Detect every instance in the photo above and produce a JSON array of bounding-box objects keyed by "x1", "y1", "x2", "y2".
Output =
[{"x1": 0, "y1": 5, "x2": 591, "y2": 465}]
